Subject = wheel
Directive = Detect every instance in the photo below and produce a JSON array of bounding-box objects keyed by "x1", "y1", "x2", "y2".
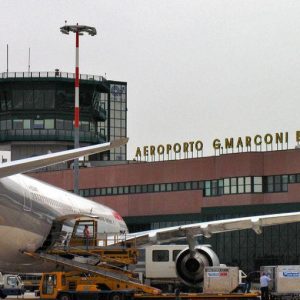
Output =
[
  {"x1": 110, "y1": 292, "x2": 122, "y2": 300},
  {"x1": 58, "y1": 293, "x2": 72, "y2": 300}
]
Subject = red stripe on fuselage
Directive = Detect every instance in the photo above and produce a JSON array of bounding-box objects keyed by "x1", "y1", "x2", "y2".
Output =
[{"x1": 113, "y1": 211, "x2": 123, "y2": 221}]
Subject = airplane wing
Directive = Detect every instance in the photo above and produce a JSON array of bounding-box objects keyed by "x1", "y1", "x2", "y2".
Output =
[
  {"x1": 0, "y1": 138, "x2": 128, "y2": 178},
  {"x1": 126, "y1": 211, "x2": 300, "y2": 246}
]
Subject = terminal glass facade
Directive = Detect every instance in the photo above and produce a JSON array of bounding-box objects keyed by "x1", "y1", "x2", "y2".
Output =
[
  {"x1": 0, "y1": 72, "x2": 127, "y2": 161},
  {"x1": 109, "y1": 84, "x2": 127, "y2": 160},
  {"x1": 96, "y1": 83, "x2": 127, "y2": 161}
]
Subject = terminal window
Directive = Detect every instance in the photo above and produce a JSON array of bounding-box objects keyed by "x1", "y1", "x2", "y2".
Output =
[{"x1": 79, "y1": 173, "x2": 300, "y2": 199}]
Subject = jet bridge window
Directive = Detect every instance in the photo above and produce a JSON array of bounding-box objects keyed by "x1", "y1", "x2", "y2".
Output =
[{"x1": 152, "y1": 250, "x2": 169, "y2": 262}]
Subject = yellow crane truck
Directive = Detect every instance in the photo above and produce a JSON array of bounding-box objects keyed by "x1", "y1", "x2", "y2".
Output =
[
  {"x1": 39, "y1": 272, "x2": 135, "y2": 300},
  {"x1": 38, "y1": 271, "x2": 259, "y2": 300}
]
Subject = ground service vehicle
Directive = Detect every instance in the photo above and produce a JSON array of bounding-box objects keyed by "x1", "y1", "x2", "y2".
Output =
[
  {"x1": 19, "y1": 273, "x2": 41, "y2": 292},
  {"x1": 39, "y1": 272, "x2": 135, "y2": 300},
  {"x1": 39, "y1": 271, "x2": 260, "y2": 300},
  {"x1": 133, "y1": 245, "x2": 186, "y2": 291},
  {"x1": 0, "y1": 273, "x2": 25, "y2": 298}
]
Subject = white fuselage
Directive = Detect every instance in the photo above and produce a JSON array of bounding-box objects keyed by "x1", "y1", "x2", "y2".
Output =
[{"x1": 0, "y1": 173, "x2": 128, "y2": 273}]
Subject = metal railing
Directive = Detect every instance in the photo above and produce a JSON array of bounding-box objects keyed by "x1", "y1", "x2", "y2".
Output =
[
  {"x1": 0, "y1": 129, "x2": 106, "y2": 143},
  {"x1": 0, "y1": 71, "x2": 106, "y2": 82}
]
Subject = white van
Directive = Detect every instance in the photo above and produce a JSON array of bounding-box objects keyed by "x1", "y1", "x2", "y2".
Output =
[{"x1": 0, "y1": 273, "x2": 25, "y2": 299}]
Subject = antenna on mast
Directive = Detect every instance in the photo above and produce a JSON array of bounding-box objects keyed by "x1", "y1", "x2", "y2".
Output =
[
  {"x1": 28, "y1": 48, "x2": 31, "y2": 73},
  {"x1": 6, "y1": 44, "x2": 8, "y2": 75}
]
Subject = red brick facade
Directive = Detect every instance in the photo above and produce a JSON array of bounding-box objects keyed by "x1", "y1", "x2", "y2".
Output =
[{"x1": 30, "y1": 149, "x2": 300, "y2": 217}]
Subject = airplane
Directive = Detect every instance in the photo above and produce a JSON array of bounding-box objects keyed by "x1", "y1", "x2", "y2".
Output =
[{"x1": 1, "y1": 136, "x2": 300, "y2": 287}]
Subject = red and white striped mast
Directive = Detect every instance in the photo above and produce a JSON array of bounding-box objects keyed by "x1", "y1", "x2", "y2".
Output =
[
  {"x1": 74, "y1": 26, "x2": 80, "y2": 146},
  {"x1": 60, "y1": 23, "x2": 97, "y2": 194}
]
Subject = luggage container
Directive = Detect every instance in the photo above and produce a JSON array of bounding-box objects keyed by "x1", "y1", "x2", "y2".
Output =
[
  {"x1": 261, "y1": 265, "x2": 300, "y2": 300},
  {"x1": 203, "y1": 267, "x2": 240, "y2": 294}
]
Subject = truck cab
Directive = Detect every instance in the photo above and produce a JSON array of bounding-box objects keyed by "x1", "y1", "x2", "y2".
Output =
[{"x1": 0, "y1": 273, "x2": 25, "y2": 299}]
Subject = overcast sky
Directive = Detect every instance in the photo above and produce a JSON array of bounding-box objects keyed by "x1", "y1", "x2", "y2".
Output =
[{"x1": 1, "y1": 0, "x2": 300, "y2": 159}]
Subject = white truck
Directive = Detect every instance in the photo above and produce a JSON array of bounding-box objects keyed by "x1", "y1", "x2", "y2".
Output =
[
  {"x1": 0, "y1": 273, "x2": 25, "y2": 299},
  {"x1": 132, "y1": 245, "x2": 187, "y2": 291}
]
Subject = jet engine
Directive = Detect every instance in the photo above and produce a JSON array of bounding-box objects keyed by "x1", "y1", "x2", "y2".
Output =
[{"x1": 175, "y1": 245, "x2": 220, "y2": 287}]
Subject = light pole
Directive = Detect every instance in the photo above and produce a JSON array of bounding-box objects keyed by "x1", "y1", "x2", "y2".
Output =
[{"x1": 60, "y1": 23, "x2": 97, "y2": 194}]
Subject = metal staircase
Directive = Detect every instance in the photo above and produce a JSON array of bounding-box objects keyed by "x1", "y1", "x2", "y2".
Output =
[{"x1": 24, "y1": 251, "x2": 161, "y2": 295}]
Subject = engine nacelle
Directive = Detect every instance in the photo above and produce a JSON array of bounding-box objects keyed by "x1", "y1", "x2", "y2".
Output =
[{"x1": 175, "y1": 245, "x2": 220, "y2": 287}]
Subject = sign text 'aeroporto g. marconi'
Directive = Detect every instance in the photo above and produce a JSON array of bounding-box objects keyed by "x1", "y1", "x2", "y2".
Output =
[{"x1": 135, "y1": 131, "x2": 300, "y2": 160}]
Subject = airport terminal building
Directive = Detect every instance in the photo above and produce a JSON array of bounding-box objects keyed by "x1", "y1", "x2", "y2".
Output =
[
  {"x1": 2, "y1": 70, "x2": 300, "y2": 274},
  {"x1": 31, "y1": 141, "x2": 300, "y2": 273}
]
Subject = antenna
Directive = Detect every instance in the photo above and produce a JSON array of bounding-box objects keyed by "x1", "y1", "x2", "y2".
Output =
[
  {"x1": 6, "y1": 44, "x2": 8, "y2": 75},
  {"x1": 28, "y1": 48, "x2": 31, "y2": 73}
]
